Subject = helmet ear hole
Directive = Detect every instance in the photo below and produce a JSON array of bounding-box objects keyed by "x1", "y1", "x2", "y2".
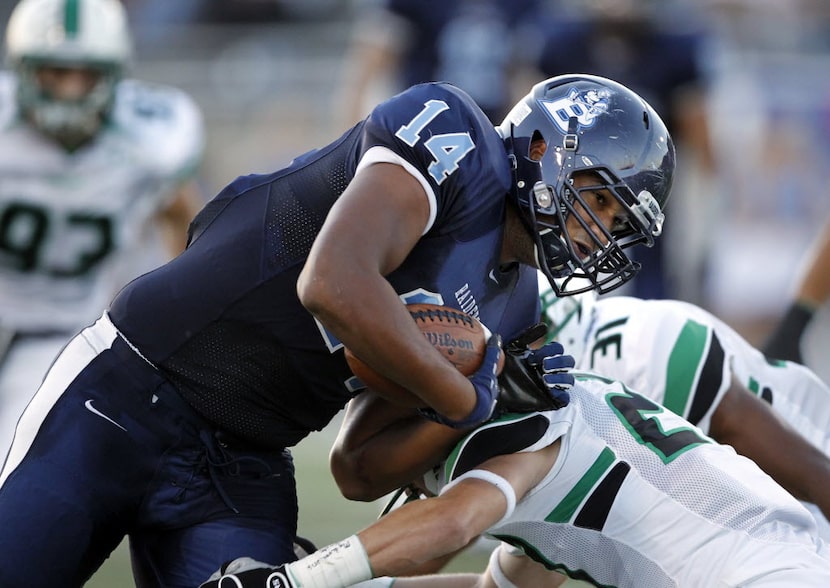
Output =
[{"x1": 529, "y1": 130, "x2": 546, "y2": 161}]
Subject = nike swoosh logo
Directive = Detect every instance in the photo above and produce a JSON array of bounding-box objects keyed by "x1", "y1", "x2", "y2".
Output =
[
  {"x1": 84, "y1": 399, "x2": 127, "y2": 432},
  {"x1": 488, "y1": 269, "x2": 499, "y2": 284}
]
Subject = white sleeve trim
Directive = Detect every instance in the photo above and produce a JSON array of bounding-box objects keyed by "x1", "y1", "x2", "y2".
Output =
[
  {"x1": 440, "y1": 469, "x2": 517, "y2": 526},
  {"x1": 355, "y1": 145, "x2": 437, "y2": 235}
]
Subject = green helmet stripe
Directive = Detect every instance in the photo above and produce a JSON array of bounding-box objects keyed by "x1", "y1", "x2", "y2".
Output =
[{"x1": 64, "y1": 0, "x2": 80, "y2": 37}]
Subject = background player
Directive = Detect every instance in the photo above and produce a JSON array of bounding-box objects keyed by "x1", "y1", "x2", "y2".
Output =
[
  {"x1": 540, "y1": 283, "x2": 830, "y2": 536},
  {"x1": 0, "y1": 74, "x2": 674, "y2": 586},
  {"x1": 0, "y1": 0, "x2": 204, "y2": 455},
  {"x1": 338, "y1": 0, "x2": 545, "y2": 126},
  {"x1": 201, "y1": 372, "x2": 830, "y2": 588}
]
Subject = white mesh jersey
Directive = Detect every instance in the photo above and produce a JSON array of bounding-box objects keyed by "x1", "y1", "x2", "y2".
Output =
[
  {"x1": 0, "y1": 71, "x2": 204, "y2": 333},
  {"x1": 429, "y1": 376, "x2": 830, "y2": 587},
  {"x1": 579, "y1": 296, "x2": 830, "y2": 455}
]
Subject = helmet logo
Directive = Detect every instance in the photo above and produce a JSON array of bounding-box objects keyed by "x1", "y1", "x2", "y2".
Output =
[{"x1": 539, "y1": 87, "x2": 611, "y2": 135}]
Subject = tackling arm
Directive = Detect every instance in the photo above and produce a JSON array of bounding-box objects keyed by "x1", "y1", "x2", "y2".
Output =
[
  {"x1": 201, "y1": 442, "x2": 560, "y2": 588},
  {"x1": 330, "y1": 329, "x2": 575, "y2": 501},
  {"x1": 330, "y1": 390, "x2": 466, "y2": 501},
  {"x1": 709, "y1": 375, "x2": 830, "y2": 518},
  {"x1": 353, "y1": 439, "x2": 559, "y2": 577}
]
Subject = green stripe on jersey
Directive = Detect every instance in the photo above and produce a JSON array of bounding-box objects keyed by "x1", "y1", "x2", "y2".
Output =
[
  {"x1": 664, "y1": 319, "x2": 708, "y2": 417},
  {"x1": 545, "y1": 446, "x2": 616, "y2": 523},
  {"x1": 64, "y1": 0, "x2": 80, "y2": 36}
]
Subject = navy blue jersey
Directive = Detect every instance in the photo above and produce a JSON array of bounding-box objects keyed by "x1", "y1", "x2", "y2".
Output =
[{"x1": 109, "y1": 83, "x2": 540, "y2": 449}]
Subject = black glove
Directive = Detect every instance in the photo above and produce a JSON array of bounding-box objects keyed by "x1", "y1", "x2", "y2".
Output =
[
  {"x1": 419, "y1": 333, "x2": 503, "y2": 428},
  {"x1": 761, "y1": 302, "x2": 815, "y2": 363},
  {"x1": 293, "y1": 535, "x2": 318, "y2": 559},
  {"x1": 379, "y1": 484, "x2": 426, "y2": 517},
  {"x1": 200, "y1": 558, "x2": 294, "y2": 588},
  {"x1": 498, "y1": 323, "x2": 575, "y2": 413}
]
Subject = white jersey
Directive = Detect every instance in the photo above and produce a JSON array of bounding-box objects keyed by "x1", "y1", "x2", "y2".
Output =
[
  {"x1": 0, "y1": 71, "x2": 204, "y2": 334},
  {"x1": 428, "y1": 376, "x2": 830, "y2": 587},
  {"x1": 577, "y1": 296, "x2": 830, "y2": 455}
]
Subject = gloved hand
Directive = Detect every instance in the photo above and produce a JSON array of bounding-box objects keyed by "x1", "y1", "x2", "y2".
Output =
[
  {"x1": 498, "y1": 323, "x2": 575, "y2": 413},
  {"x1": 419, "y1": 334, "x2": 503, "y2": 429},
  {"x1": 200, "y1": 558, "x2": 294, "y2": 588},
  {"x1": 761, "y1": 301, "x2": 814, "y2": 364}
]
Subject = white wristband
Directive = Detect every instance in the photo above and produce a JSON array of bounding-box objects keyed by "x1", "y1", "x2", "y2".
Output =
[
  {"x1": 440, "y1": 469, "x2": 517, "y2": 525},
  {"x1": 349, "y1": 579, "x2": 395, "y2": 588},
  {"x1": 489, "y1": 546, "x2": 520, "y2": 588},
  {"x1": 286, "y1": 534, "x2": 373, "y2": 588}
]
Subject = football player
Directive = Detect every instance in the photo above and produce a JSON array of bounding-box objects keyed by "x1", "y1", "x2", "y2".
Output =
[
  {"x1": 201, "y1": 373, "x2": 830, "y2": 588},
  {"x1": 540, "y1": 284, "x2": 830, "y2": 537},
  {"x1": 0, "y1": 0, "x2": 204, "y2": 456},
  {"x1": 0, "y1": 73, "x2": 673, "y2": 587}
]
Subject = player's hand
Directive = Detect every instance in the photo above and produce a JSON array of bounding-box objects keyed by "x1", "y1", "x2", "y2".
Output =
[
  {"x1": 200, "y1": 558, "x2": 296, "y2": 588},
  {"x1": 419, "y1": 333, "x2": 503, "y2": 429},
  {"x1": 761, "y1": 302, "x2": 814, "y2": 363},
  {"x1": 498, "y1": 323, "x2": 575, "y2": 412}
]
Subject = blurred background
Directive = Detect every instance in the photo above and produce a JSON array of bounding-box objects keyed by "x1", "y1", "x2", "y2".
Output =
[{"x1": 1, "y1": 0, "x2": 829, "y2": 584}]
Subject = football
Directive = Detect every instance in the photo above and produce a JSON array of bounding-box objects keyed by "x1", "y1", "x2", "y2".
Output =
[{"x1": 344, "y1": 303, "x2": 503, "y2": 407}]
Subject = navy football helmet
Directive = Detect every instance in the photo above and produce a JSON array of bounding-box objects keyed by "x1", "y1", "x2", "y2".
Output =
[{"x1": 498, "y1": 74, "x2": 675, "y2": 296}]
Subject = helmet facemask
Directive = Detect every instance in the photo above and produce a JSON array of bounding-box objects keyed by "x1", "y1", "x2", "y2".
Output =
[
  {"x1": 16, "y1": 59, "x2": 119, "y2": 150},
  {"x1": 536, "y1": 162, "x2": 665, "y2": 296}
]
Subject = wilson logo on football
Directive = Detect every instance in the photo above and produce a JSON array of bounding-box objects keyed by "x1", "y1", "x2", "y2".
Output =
[{"x1": 422, "y1": 331, "x2": 476, "y2": 352}]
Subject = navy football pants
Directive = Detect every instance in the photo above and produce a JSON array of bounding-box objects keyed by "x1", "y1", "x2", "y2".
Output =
[{"x1": 0, "y1": 314, "x2": 298, "y2": 587}]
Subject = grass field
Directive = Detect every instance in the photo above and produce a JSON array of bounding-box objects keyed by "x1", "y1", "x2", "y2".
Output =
[{"x1": 85, "y1": 411, "x2": 494, "y2": 587}]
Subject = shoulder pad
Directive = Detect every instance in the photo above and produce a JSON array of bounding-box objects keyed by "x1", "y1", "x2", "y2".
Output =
[
  {"x1": 443, "y1": 412, "x2": 551, "y2": 482},
  {"x1": 0, "y1": 71, "x2": 21, "y2": 129},
  {"x1": 109, "y1": 78, "x2": 205, "y2": 179}
]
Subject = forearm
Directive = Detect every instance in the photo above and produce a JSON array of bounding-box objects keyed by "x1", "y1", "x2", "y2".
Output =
[
  {"x1": 297, "y1": 164, "x2": 477, "y2": 422},
  {"x1": 739, "y1": 430, "x2": 830, "y2": 508},
  {"x1": 331, "y1": 392, "x2": 463, "y2": 500},
  {"x1": 711, "y1": 379, "x2": 830, "y2": 513},
  {"x1": 358, "y1": 496, "x2": 483, "y2": 577},
  {"x1": 273, "y1": 495, "x2": 490, "y2": 588},
  {"x1": 355, "y1": 450, "x2": 554, "y2": 578}
]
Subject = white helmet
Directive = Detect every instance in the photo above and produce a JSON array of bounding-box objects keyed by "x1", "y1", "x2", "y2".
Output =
[
  {"x1": 539, "y1": 274, "x2": 596, "y2": 363},
  {"x1": 5, "y1": 0, "x2": 133, "y2": 149}
]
